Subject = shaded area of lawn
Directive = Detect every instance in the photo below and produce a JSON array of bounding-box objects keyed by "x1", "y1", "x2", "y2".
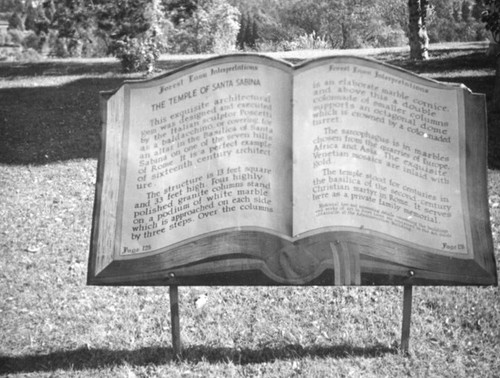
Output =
[
  {"x1": 0, "y1": 58, "x2": 193, "y2": 77},
  {"x1": 0, "y1": 343, "x2": 395, "y2": 374},
  {"x1": 383, "y1": 50, "x2": 497, "y2": 75},
  {"x1": 0, "y1": 49, "x2": 498, "y2": 166},
  {"x1": 0, "y1": 77, "x2": 122, "y2": 164}
]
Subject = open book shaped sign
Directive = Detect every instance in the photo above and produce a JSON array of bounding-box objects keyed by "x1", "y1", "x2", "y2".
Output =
[{"x1": 88, "y1": 54, "x2": 498, "y2": 286}]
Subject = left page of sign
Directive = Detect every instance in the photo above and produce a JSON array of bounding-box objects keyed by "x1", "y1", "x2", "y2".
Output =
[{"x1": 115, "y1": 57, "x2": 293, "y2": 259}]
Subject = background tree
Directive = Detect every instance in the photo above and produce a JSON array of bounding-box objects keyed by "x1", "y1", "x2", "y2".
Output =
[
  {"x1": 0, "y1": 0, "x2": 496, "y2": 62},
  {"x1": 50, "y1": 0, "x2": 94, "y2": 57},
  {"x1": 0, "y1": 0, "x2": 21, "y2": 12},
  {"x1": 8, "y1": 10, "x2": 23, "y2": 31},
  {"x1": 24, "y1": 0, "x2": 37, "y2": 32},
  {"x1": 280, "y1": 0, "x2": 407, "y2": 50},
  {"x1": 237, "y1": 12, "x2": 259, "y2": 49},
  {"x1": 408, "y1": 0, "x2": 430, "y2": 59},
  {"x1": 210, "y1": 0, "x2": 240, "y2": 53},
  {"x1": 425, "y1": 0, "x2": 486, "y2": 43},
  {"x1": 163, "y1": 0, "x2": 197, "y2": 24},
  {"x1": 480, "y1": 0, "x2": 500, "y2": 110},
  {"x1": 165, "y1": 0, "x2": 239, "y2": 54},
  {"x1": 229, "y1": 0, "x2": 291, "y2": 49},
  {"x1": 96, "y1": 0, "x2": 167, "y2": 72},
  {"x1": 481, "y1": 0, "x2": 500, "y2": 41}
]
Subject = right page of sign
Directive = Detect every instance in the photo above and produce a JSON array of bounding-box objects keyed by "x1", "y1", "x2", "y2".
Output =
[{"x1": 292, "y1": 57, "x2": 470, "y2": 256}]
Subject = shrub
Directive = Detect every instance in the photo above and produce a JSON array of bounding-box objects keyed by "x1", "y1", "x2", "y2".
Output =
[
  {"x1": 252, "y1": 32, "x2": 329, "y2": 52},
  {"x1": 248, "y1": 39, "x2": 271, "y2": 52},
  {"x1": 81, "y1": 34, "x2": 109, "y2": 58},
  {"x1": 96, "y1": 0, "x2": 166, "y2": 71},
  {"x1": 7, "y1": 28, "x2": 24, "y2": 45},
  {"x1": 112, "y1": 35, "x2": 161, "y2": 72},
  {"x1": 50, "y1": 34, "x2": 70, "y2": 58},
  {"x1": 0, "y1": 30, "x2": 12, "y2": 45},
  {"x1": 276, "y1": 40, "x2": 298, "y2": 51},
  {"x1": 22, "y1": 30, "x2": 43, "y2": 52},
  {"x1": 19, "y1": 47, "x2": 43, "y2": 61},
  {"x1": 294, "y1": 31, "x2": 329, "y2": 50},
  {"x1": 8, "y1": 12, "x2": 24, "y2": 31},
  {"x1": 0, "y1": 46, "x2": 42, "y2": 62},
  {"x1": 167, "y1": 0, "x2": 240, "y2": 54},
  {"x1": 253, "y1": 39, "x2": 296, "y2": 52},
  {"x1": 211, "y1": 0, "x2": 240, "y2": 53},
  {"x1": 371, "y1": 27, "x2": 408, "y2": 48}
]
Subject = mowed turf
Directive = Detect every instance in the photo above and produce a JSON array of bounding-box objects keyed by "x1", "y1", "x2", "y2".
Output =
[{"x1": 1, "y1": 46, "x2": 499, "y2": 377}]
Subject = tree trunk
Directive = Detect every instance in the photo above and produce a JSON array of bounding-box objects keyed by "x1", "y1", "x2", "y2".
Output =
[
  {"x1": 494, "y1": 54, "x2": 500, "y2": 113},
  {"x1": 341, "y1": 22, "x2": 349, "y2": 49},
  {"x1": 486, "y1": 1, "x2": 500, "y2": 113},
  {"x1": 408, "y1": 0, "x2": 429, "y2": 60}
]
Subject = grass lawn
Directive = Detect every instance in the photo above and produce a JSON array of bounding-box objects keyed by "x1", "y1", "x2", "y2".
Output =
[{"x1": 1, "y1": 44, "x2": 499, "y2": 377}]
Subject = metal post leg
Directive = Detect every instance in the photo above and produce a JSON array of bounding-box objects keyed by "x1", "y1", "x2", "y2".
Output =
[
  {"x1": 169, "y1": 285, "x2": 182, "y2": 359},
  {"x1": 401, "y1": 285, "x2": 413, "y2": 355}
]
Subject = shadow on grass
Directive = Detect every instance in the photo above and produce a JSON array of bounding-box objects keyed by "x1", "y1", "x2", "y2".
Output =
[
  {"x1": 382, "y1": 50, "x2": 497, "y2": 75},
  {"x1": 0, "y1": 62, "x2": 189, "y2": 165},
  {"x1": 0, "y1": 77, "x2": 121, "y2": 165},
  {"x1": 0, "y1": 343, "x2": 397, "y2": 374},
  {"x1": 0, "y1": 59, "x2": 192, "y2": 77}
]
